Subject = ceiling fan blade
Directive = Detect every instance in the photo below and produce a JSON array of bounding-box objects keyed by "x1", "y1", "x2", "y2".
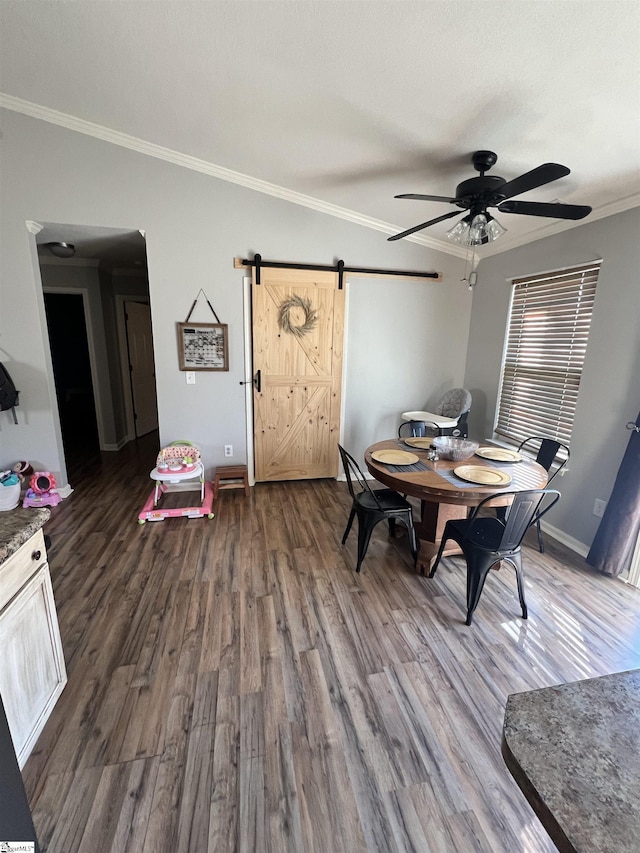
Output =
[
  {"x1": 395, "y1": 193, "x2": 457, "y2": 203},
  {"x1": 498, "y1": 200, "x2": 592, "y2": 220},
  {"x1": 387, "y1": 210, "x2": 461, "y2": 241},
  {"x1": 498, "y1": 163, "x2": 570, "y2": 201}
]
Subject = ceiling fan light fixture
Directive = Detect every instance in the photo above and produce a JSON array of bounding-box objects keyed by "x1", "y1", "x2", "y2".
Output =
[
  {"x1": 446, "y1": 216, "x2": 472, "y2": 244},
  {"x1": 446, "y1": 212, "x2": 507, "y2": 246},
  {"x1": 45, "y1": 241, "x2": 76, "y2": 258},
  {"x1": 389, "y1": 149, "x2": 590, "y2": 244},
  {"x1": 484, "y1": 215, "x2": 507, "y2": 242},
  {"x1": 468, "y1": 213, "x2": 489, "y2": 245}
]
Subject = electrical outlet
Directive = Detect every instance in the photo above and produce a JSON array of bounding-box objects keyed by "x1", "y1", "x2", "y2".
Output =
[
  {"x1": 186, "y1": 371, "x2": 196, "y2": 385},
  {"x1": 593, "y1": 498, "x2": 607, "y2": 518},
  {"x1": 224, "y1": 445, "x2": 233, "y2": 457}
]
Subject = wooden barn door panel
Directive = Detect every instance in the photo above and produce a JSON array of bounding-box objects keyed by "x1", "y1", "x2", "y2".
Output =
[{"x1": 252, "y1": 267, "x2": 344, "y2": 481}]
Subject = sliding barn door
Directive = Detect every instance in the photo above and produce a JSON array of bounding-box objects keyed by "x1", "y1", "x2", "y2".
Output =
[{"x1": 252, "y1": 266, "x2": 344, "y2": 481}]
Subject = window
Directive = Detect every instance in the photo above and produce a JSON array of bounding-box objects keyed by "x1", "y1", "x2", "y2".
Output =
[{"x1": 495, "y1": 261, "x2": 600, "y2": 447}]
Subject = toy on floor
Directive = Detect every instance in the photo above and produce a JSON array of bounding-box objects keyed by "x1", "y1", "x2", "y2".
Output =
[
  {"x1": 13, "y1": 460, "x2": 34, "y2": 483},
  {"x1": 23, "y1": 471, "x2": 62, "y2": 507},
  {"x1": 0, "y1": 469, "x2": 22, "y2": 511},
  {"x1": 138, "y1": 441, "x2": 214, "y2": 523}
]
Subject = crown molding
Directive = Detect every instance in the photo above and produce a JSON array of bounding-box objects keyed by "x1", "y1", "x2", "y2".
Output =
[
  {"x1": 6, "y1": 94, "x2": 634, "y2": 264},
  {"x1": 477, "y1": 193, "x2": 640, "y2": 258},
  {"x1": 2, "y1": 94, "x2": 470, "y2": 259}
]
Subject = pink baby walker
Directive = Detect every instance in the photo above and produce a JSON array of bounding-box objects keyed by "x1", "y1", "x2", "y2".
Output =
[{"x1": 138, "y1": 441, "x2": 214, "y2": 523}]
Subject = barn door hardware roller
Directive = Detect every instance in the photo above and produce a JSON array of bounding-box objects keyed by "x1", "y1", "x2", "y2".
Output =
[{"x1": 234, "y1": 256, "x2": 441, "y2": 289}]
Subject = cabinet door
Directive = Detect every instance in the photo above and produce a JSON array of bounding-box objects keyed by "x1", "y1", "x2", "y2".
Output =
[{"x1": 0, "y1": 562, "x2": 67, "y2": 767}]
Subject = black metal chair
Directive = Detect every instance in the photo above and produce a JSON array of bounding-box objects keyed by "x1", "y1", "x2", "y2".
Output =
[
  {"x1": 338, "y1": 445, "x2": 418, "y2": 573},
  {"x1": 429, "y1": 489, "x2": 561, "y2": 625},
  {"x1": 496, "y1": 437, "x2": 569, "y2": 552}
]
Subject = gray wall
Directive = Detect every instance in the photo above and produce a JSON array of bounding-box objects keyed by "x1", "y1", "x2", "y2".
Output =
[
  {"x1": 0, "y1": 109, "x2": 471, "y2": 483},
  {"x1": 466, "y1": 208, "x2": 640, "y2": 551}
]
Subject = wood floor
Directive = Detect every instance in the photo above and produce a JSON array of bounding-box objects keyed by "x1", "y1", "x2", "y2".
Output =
[{"x1": 23, "y1": 434, "x2": 640, "y2": 852}]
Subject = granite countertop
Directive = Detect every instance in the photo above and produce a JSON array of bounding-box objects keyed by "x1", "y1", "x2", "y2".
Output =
[
  {"x1": 0, "y1": 507, "x2": 51, "y2": 564},
  {"x1": 503, "y1": 669, "x2": 640, "y2": 853}
]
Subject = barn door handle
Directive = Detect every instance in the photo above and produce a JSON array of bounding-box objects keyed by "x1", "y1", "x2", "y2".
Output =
[{"x1": 239, "y1": 369, "x2": 261, "y2": 392}]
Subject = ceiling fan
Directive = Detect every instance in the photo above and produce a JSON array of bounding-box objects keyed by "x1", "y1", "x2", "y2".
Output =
[{"x1": 388, "y1": 150, "x2": 592, "y2": 244}]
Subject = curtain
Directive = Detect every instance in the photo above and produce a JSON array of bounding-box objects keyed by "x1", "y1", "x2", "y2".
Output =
[{"x1": 587, "y1": 412, "x2": 640, "y2": 577}]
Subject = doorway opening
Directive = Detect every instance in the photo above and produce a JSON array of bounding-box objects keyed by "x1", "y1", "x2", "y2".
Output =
[
  {"x1": 36, "y1": 223, "x2": 158, "y2": 480},
  {"x1": 44, "y1": 292, "x2": 100, "y2": 461}
]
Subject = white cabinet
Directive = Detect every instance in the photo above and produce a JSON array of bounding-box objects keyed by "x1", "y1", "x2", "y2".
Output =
[{"x1": 0, "y1": 528, "x2": 66, "y2": 768}]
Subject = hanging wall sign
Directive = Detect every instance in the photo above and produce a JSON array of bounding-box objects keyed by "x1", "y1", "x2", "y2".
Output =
[
  {"x1": 177, "y1": 322, "x2": 229, "y2": 371},
  {"x1": 178, "y1": 289, "x2": 228, "y2": 371}
]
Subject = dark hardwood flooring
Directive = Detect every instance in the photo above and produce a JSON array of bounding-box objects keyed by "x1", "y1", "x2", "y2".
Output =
[{"x1": 22, "y1": 434, "x2": 640, "y2": 851}]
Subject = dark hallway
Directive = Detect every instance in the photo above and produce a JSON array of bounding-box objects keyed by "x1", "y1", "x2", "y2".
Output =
[{"x1": 44, "y1": 292, "x2": 100, "y2": 460}]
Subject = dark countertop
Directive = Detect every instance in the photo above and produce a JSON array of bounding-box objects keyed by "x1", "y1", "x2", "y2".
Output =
[
  {"x1": 503, "y1": 669, "x2": 640, "y2": 853},
  {"x1": 0, "y1": 507, "x2": 51, "y2": 564}
]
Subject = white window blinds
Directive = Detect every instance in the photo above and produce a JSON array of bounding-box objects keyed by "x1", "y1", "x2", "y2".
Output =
[{"x1": 495, "y1": 261, "x2": 600, "y2": 447}]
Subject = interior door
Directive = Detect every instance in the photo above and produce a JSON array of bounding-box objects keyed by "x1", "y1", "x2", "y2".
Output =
[
  {"x1": 252, "y1": 266, "x2": 344, "y2": 481},
  {"x1": 125, "y1": 301, "x2": 158, "y2": 437}
]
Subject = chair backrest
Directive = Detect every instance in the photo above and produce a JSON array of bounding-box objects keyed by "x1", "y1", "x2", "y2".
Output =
[
  {"x1": 338, "y1": 445, "x2": 379, "y2": 504},
  {"x1": 435, "y1": 388, "x2": 472, "y2": 419},
  {"x1": 473, "y1": 489, "x2": 561, "y2": 551},
  {"x1": 518, "y1": 437, "x2": 570, "y2": 483}
]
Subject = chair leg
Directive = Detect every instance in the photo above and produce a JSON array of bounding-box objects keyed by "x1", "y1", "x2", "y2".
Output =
[
  {"x1": 355, "y1": 511, "x2": 377, "y2": 573},
  {"x1": 406, "y1": 513, "x2": 418, "y2": 567},
  {"x1": 536, "y1": 519, "x2": 545, "y2": 553},
  {"x1": 465, "y1": 563, "x2": 493, "y2": 626},
  {"x1": 428, "y1": 534, "x2": 450, "y2": 578},
  {"x1": 511, "y1": 553, "x2": 528, "y2": 619},
  {"x1": 388, "y1": 517, "x2": 397, "y2": 537},
  {"x1": 342, "y1": 506, "x2": 356, "y2": 544}
]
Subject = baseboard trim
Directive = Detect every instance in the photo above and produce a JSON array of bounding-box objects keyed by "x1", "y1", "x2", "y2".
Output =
[
  {"x1": 102, "y1": 437, "x2": 129, "y2": 452},
  {"x1": 537, "y1": 522, "x2": 589, "y2": 558},
  {"x1": 53, "y1": 483, "x2": 74, "y2": 499}
]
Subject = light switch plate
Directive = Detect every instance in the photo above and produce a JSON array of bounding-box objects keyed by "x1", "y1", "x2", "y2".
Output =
[{"x1": 186, "y1": 372, "x2": 196, "y2": 384}]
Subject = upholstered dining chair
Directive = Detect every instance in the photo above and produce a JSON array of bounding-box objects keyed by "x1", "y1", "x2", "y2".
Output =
[
  {"x1": 338, "y1": 444, "x2": 418, "y2": 573},
  {"x1": 496, "y1": 437, "x2": 570, "y2": 552},
  {"x1": 429, "y1": 489, "x2": 561, "y2": 625}
]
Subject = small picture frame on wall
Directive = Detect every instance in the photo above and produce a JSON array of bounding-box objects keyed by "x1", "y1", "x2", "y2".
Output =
[{"x1": 177, "y1": 322, "x2": 229, "y2": 371}]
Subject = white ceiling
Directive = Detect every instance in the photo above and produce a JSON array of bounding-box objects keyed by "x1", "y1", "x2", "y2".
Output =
[
  {"x1": 33, "y1": 223, "x2": 147, "y2": 267},
  {"x1": 2, "y1": 0, "x2": 639, "y2": 258}
]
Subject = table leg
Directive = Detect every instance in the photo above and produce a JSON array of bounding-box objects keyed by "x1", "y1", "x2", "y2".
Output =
[{"x1": 415, "y1": 500, "x2": 467, "y2": 575}]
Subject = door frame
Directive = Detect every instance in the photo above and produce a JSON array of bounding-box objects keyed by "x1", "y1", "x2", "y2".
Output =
[
  {"x1": 242, "y1": 276, "x2": 256, "y2": 486},
  {"x1": 115, "y1": 295, "x2": 156, "y2": 442},
  {"x1": 242, "y1": 272, "x2": 350, "y2": 484},
  {"x1": 42, "y1": 286, "x2": 106, "y2": 451}
]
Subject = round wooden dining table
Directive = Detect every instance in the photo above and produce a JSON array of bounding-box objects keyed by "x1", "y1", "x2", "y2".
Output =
[{"x1": 364, "y1": 439, "x2": 548, "y2": 573}]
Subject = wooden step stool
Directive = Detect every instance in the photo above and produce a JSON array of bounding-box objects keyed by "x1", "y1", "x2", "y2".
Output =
[{"x1": 213, "y1": 464, "x2": 250, "y2": 498}]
